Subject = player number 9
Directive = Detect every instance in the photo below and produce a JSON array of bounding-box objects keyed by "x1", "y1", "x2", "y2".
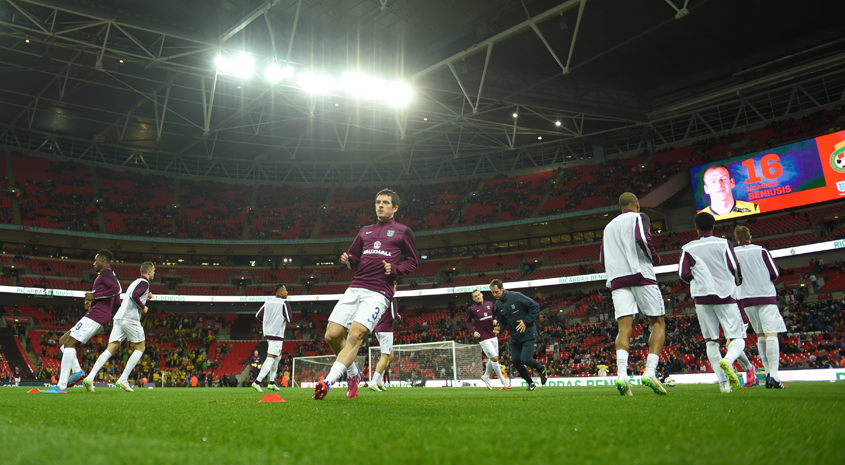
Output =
[{"x1": 742, "y1": 154, "x2": 783, "y2": 184}]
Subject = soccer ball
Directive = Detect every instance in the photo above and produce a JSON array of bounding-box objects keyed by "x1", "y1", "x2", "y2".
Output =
[
  {"x1": 664, "y1": 377, "x2": 676, "y2": 387},
  {"x1": 141, "y1": 377, "x2": 148, "y2": 386}
]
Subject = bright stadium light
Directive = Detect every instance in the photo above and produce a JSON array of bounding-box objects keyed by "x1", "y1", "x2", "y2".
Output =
[
  {"x1": 342, "y1": 73, "x2": 381, "y2": 100},
  {"x1": 266, "y1": 64, "x2": 295, "y2": 83},
  {"x1": 555, "y1": 120, "x2": 561, "y2": 126},
  {"x1": 513, "y1": 113, "x2": 518, "y2": 118},
  {"x1": 383, "y1": 82, "x2": 413, "y2": 107},
  {"x1": 216, "y1": 54, "x2": 254, "y2": 78},
  {"x1": 296, "y1": 72, "x2": 335, "y2": 94}
]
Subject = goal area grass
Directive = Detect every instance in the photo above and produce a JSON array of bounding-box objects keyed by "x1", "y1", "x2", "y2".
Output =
[{"x1": 2, "y1": 382, "x2": 843, "y2": 464}]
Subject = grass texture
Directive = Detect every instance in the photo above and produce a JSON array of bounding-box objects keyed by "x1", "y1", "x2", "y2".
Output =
[{"x1": 1, "y1": 381, "x2": 843, "y2": 465}]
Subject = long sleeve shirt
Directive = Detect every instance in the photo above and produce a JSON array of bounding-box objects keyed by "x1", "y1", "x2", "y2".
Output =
[
  {"x1": 114, "y1": 276, "x2": 150, "y2": 321},
  {"x1": 600, "y1": 210, "x2": 660, "y2": 290},
  {"x1": 85, "y1": 265, "x2": 122, "y2": 326},
  {"x1": 344, "y1": 217, "x2": 419, "y2": 300},
  {"x1": 465, "y1": 301, "x2": 497, "y2": 340},
  {"x1": 679, "y1": 233, "x2": 742, "y2": 304},
  {"x1": 493, "y1": 290, "x2": 540, "y2": 343}
]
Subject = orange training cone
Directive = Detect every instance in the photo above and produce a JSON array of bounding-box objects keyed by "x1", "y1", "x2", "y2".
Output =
[
  {"x1": 259, "y1": 394, "x2": 285, "y2": 403},
  {"x1": 28, "y1": 388, "x2": 40, "y2": 393}
]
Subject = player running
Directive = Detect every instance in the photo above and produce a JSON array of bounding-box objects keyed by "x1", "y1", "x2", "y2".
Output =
[
  {"x1": 466, "y1": 289, "x2": 506, "y2": 390},
  {"x1": 733, "y1": 225, "x2": 788, "y2": 389},
  {"x1": 84, "y1": 261, "x2": 155, "y2": 392},
  {"x1": 370, "y1": 283, "x2": 400, "y2": 392},
  {"x1": 490, "y1": 279, "x2": 547, "y2": 391},
  {"x1": 41, "y1": 249, "x2": 122, "y2": 394},
  {"x1": 314, "y1": 189, "x2": 419, "y2": 400},
  {"x1": 252, "y1": 284, "x2": 293, "y2": 392},
  {"x1": 601, "y1": 192, "x2": 667, "y2": 396},
  {"x1": 679, "y1": 212, "x2": 745, "y2": 393}
]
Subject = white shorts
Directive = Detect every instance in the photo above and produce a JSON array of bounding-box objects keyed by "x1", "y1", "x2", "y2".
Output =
[
  {"x1": 266, "y1": 340, "x2": 284, "y2": 356},
  {"x1": 108, "y1": 318, "x2": 145, "y2": 344},
  {"x1": 744, "y1": 304, "x2": 787, "y2": 335},
  {"x1": 611, "y1": 285, "x2": 666, "y2": 320},
  {"x1": 695, "y1": 303, "x2": 746, "y2": 340},
  {"x1": 69, "y1": 317, "x2": 103, "y2": 344},
  {"x1": 479, "y1": 337, "x2": 499, "y2": 359},
  {"x1": 328, "y1": 287, "x2": 389, "y2": 332},
  {"x1": 376, "y1": 332, "x2": 394, "y2": 355}
]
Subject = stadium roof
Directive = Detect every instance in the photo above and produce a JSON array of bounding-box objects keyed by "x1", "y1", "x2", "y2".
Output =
[{"x1": 1, "y1": 0, "x2": 844, "y2": 182}]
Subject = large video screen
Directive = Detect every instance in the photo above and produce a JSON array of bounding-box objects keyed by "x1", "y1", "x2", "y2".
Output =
[{"x1": 690, "y1": 129, "x2": 845, "y2": 220}]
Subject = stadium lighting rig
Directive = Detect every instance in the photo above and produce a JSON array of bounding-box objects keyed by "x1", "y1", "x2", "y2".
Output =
[{"x1": 214, "y1": 55, "x2": 413, "y2": 107}]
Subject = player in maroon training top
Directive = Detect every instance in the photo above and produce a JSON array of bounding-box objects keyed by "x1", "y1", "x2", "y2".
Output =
[
  {"x1": 370, "y1": 282, "x2": 400, "y2": 392},
  {"x1": 42, "y1": 249, "x2": 122, "y2": 394},
  {"x1": 467, "y1": 289, "x2": 507, "y2": 389},
  {"x1": 314, "y1": 189, "x2": 418, "y2": 400}
]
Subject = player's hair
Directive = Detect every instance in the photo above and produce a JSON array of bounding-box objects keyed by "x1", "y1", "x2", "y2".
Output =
[
  {"x1": 274, "y1": 283, "x2": 286, "y2": 293},
  {"x1": 139, "y1": 261, "x2": 155, "y2": 275},
  {"x1": 695, "y1": 212, "x2": 716, "y2": 232},
  {"x1": 96, "y1": 249, "x2": 114, "y2": 263},
  {"x1": 489, "y1": 279, "x2": 504, "y2": 289},
  {"x1": 703, "y1": 164, "x2": 732, "y2": 180},
  {"x1": 618, "y1": 192, "x2": 638, "y2": 209},
  {"x1": 471, "y1": 289, "x2": 482, "y2": 294},
  {"x1": 375, "y1": 188, "x2": 400, "y2": 207},
  {"x1": 734, "y1": 225, "x2": 751, "y2": 242}
]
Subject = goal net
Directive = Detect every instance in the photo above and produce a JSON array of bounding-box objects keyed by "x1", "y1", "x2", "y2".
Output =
[
  {"x1": 368, "y1": 341, "x2": 482, "y2": 386},
  {"x1": 292, "y1": 354, "x2": 367, "y2": 388}
]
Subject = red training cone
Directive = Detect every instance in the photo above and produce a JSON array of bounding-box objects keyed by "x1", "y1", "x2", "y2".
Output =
[
  {"x1": 28, "y1": 388, "x2": 40, "y2": 393},
  {"x1": 259, "y1": 394, "x2": 285, "y2": 403}
]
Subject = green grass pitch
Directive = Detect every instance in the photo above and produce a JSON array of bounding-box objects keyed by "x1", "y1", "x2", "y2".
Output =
[{"x1": 2, "y1": 382, "x2": 843, "y2": 465}]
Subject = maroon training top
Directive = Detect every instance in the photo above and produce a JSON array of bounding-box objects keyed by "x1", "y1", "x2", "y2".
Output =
[{"x1": 345, "y1": 217, "x2": 419, "y2": 300}]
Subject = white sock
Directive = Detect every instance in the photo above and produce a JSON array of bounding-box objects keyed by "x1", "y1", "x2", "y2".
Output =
[
  {"x1": 119, "y1": 350, "x2": 143, "y2": 384},
  {"x1": 326, "y1": 361, "x2": 348, "y2": 385},
  {"x1": 58, "y1": 347, "x2": 75, "y2": 390},
  {"x1": 87, "y1": 350, "x2": 112, "y2": 382},
  {"x1": 724, "y1": 338, "x2": 746, "y2": 364},
  {"x1": 645, "y1": 353, "x2": 659, "y2": 378},
  {"x1": 491, "y1": 361, "x2": 505, "y2": 383},
  {"x1": 706, "y1": 341, "x2": 727, "y2": 383},
  {"x1": 268, "y1": 357, "x2": 281, "y2": 384},
  {"x1": 373, "y1": 371, "x2": 383, "y2": 385},
  {"x1": 736, "y1": 350, "x2": 753, "y2": 370},
  {"x1": 255, "y1": 359, "x2": 273, "y2": 383},
  {"x1": 757, "y1": 337, "x2": 768, "y2": 375},
  {"x1": 60, "y1": 345, "x2": 82, "y2": 373},
  {"x1": 766, "y1": 336, "x2": 780, "y2": 381},
  {"x1": 483, "y1": 361, "x2": 492, "y2": 378},
  {"x1": 616, "y1": 349, "x2": 628, "y2": 378},
  {"x1": 346, "y1": 362, "x2": 359, "y2": 379}
]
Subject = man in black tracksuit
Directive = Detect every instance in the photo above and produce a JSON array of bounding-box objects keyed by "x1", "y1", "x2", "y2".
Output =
[{"x1": 490, "y1": 279, "x2": 547, "y2": 390}]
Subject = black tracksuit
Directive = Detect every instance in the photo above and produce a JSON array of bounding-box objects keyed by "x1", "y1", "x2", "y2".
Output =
[{"x1": 494, "y1": 290, "x2": 544, "y2": 384}]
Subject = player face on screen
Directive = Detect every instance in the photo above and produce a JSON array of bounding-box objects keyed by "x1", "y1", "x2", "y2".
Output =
[
  {"x1": 703, "y1": 166, "x2": 735, "y2": 205},
  {"x1": 375, "y1": 194, "x2": 397, "y2": 221},
  {"x1": 471, "y1": 290, "x2": 483, "y2": 304},
  {"x1": 490, "y1": 285, "x2": 503, "y2": 300}
]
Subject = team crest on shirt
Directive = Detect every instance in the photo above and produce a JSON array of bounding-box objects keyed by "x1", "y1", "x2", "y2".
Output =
[
  {"x1": 374, "y1": 241, "x2": 381, "y2": 249},
  {"x1": 386, "y1": 229, "x2": 395, "y2": 237},
  {"x1": 511, "y1": 304, "x2": 515, "y2": 309},
  {"x1": 486, "y1": 305, "x2": 490, "y2": 310}
]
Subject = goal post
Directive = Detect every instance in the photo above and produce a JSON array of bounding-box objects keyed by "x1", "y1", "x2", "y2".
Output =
[{"x1": 368, "y1": 341, "x2": 482, "y2": 387}]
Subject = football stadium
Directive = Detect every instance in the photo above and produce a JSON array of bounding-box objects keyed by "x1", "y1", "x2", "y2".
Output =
[{"x1": 1, "y1": 0, "x2": 845, "y2": 463}]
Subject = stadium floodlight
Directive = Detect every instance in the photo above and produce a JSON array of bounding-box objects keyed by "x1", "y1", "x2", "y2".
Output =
[
  {"x1": 266, "y1": 64, "x2": 295, "y2": 83},
  {"x1": 538, "y1": 136, "x2": 543, "y2": 140},
  {"x1": 513, "y1": 113, "x2": 518, "y2": 118},
  {"x1": 342, "y1": 72, "x2": 381, "y2": 101},
  {"x1": 296, "y1": 72, "x2": 335, "y2": 94},
  {"x1": 382, "y1": 81, "x2": 413, "y2": 107},
  {"x1": 555, "y1": 121, "x2": 561, "y2": 126},
  {"x1": 216, "y1": 54, "x2": 254, "y2": 78}
]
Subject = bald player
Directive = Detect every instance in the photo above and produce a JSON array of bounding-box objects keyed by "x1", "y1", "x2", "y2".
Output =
[{"x1": 600, "y1": 192, "x2": 667, "y2": 396}]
